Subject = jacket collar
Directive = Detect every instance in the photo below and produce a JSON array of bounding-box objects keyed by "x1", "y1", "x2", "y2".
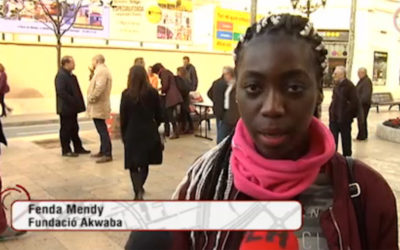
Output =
[{"x1": 60, "y1": 67, "x2": 72, "y2": 76}]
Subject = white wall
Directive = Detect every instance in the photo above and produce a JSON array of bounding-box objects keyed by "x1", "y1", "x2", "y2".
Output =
[{"x1": 352, "y1": 0, "x2": 400, "y2": 97}]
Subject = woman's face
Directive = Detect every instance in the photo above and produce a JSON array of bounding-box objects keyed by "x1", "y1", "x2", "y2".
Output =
[{"x1": 236, "y1": 34, "x2": 320, "y2": 160}]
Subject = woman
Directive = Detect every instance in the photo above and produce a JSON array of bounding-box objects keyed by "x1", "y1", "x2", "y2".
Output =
[
  {"x1": 0, "y1": 64, "x2": 12, "y2": 117},
  {"x1": 169, "y1": 14, "x2": 397, "y2": 249},
  {"x1": 120, "y1": 65, "x2": 163, "y2": 200},
  {"x1": 148, "y1": 66, "x2": 159, "y2": 89}
]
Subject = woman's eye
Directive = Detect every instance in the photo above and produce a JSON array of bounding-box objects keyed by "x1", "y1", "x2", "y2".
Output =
[
  {"x1": 245, "y1": 83, "x2": 261, "y2": 94},
  {"x1": 287, "y1": 83, "x2": 305, "y2": 93}
]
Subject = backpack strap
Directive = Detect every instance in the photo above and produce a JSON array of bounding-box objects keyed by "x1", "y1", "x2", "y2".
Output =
[{"x1": 345, "y1": 156, "x2": 368, "y2": 249}]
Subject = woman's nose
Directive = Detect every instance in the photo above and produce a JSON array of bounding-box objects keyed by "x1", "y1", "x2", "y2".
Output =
[{"x1": 260, "y1": 90, "x2": 285, "y2": 118}]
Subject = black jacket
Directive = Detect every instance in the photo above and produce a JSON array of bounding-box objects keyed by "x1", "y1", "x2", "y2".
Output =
[
  {"x1": 120, "y1": 87, "x2": 163, "y2": 169},
  {"x1": 329, "y1": 78, "x2": 359, "y2": 124},
  {"x1": 356, "y1": 76, "x2": 373, "y2": 105},
  {"x1": 55, "y1": 68, "x2": 86, "y2": 116},
  {"x1": 222, "y1": 86, "x2": 240, "y2": 127},
  {"x1": 207, "y1": 76, "x2": 227, "y2": 120},
  {"x1": 185, "y1": 64, "x2": 198, "y2": 91}
]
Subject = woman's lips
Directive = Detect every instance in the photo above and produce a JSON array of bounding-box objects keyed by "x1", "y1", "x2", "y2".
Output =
[{"x1": 258, "y1": 133, "x2": 288, "y2": 147}]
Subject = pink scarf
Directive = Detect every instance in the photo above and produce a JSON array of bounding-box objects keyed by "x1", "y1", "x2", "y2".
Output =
[{"x1": 230, "y1": 117, "x2": 336, "y2": 200}]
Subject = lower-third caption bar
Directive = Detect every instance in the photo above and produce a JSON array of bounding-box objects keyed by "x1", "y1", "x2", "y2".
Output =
[{"x1": 12, "y1": 201, "x2": 301, "y2": 231}]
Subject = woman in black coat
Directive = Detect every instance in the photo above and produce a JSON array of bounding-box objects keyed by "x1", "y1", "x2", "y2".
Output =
[{"x1": 120, "y1": 66, "x2": 163, "y2": 200}]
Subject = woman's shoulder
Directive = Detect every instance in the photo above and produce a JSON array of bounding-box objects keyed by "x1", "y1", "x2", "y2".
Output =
[
  {"x1": 353, "y1": 158, "x2": 395, "y2": 200},
  {"x1": 330, "y1": 153, "x2": 395, "y2": 202}
]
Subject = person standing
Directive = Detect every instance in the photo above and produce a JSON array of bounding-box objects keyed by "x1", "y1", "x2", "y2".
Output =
[
  {"x1": 329, "y1": 66, "x2": 359, "y2": 156},
  {"x1": 176, "y1": 67, "x2": 194, "y2": 134},
  {"x1": 356, "y1": 67, "x2": 373, "y2": 141},
  {"x1": 148, "y1": 66, "x2": 159, "y2": 89},
  {"x1": 55, "y1": 56, "x2": 90, "y2": 157},
  {"x1": 120, "y1": 66, "x2": 163, "y2": 200},
  {"x1": 183, "y1": 56, "x2": 198, "y2": 91},
  {"x1": 0, "y1": 63, "x2": 12, "y2": 117},
  {"x1": 134, "y1": 57, "x2": 145, "y2": 67},
  {"x1": 220, "y1": 67, "x2": 239, "y2": 143},
  {"x1": 207, "y1": 68, "x2": 228, "y2": 143},
  {"x1": 87, "y1": 54, "x2": 113, "y2": 163},
  {"x1": 152, "y1": 63, "x2": 183, "y2": 139}
]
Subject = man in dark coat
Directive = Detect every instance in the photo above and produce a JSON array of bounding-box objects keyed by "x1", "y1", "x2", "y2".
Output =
[
  {"x1": 356, "y1": 67, "x2": 373, "y2": 140},
  {"x1": 55, "y1": 56, "x2": 90, "y2": 157},
  {"x1": 183, "y1": 56, "x2": 198, "y2": 91},
  {"x1": 220, "y1": 67, "x2": 239, "y2": 143},
  {"x1": 208, "y1": 67, "x2": 239, "y2": 143},
  {"x1": 329, "y1": 66, "x2": 359, "y2": 156},
  {"x1": 152, "y1": 63, "x2": 183, "y2": 139},
  {"x1": 208, "y1": 68, "x2": 228, "y2": 143}
]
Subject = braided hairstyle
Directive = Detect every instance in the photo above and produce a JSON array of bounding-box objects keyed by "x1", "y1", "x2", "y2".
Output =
[
  {"x1": 200, "y1": 14, "x2": 328, "y2": 201},
  {"x1": 234, "y1": 14, "x2": 327, "y2": 85}
]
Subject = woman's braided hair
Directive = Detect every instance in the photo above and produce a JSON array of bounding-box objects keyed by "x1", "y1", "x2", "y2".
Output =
[
  {"x1": 200, "y1": 14, "x2": 328, "y2": 201},
  {"x1": 234, "y1": 14, "x2": 328, "y2": 83}
]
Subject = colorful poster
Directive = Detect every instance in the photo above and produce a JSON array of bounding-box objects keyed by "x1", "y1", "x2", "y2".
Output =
[
  {"x1": 373, "y1": 51, "x2": 388, "y2": 86},
  {"x1": 109, "y1": 0, "x2": 192, "y2": 43},
  {"x1": 213, "y1": 7, "x2": 251, "y2": 52},
  {"x1": 0, "y1": 0, "x2": 110, "y2": 38}
]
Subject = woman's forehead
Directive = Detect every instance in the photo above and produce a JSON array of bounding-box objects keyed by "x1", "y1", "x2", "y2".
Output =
[{"x1": 238, "y1": 37, "x2": 316, "y2": 77}]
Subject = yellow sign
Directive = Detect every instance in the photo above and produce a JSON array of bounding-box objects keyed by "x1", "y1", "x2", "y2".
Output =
[
  {"x1": 146, "y1": 5, "x2": 162, "y2": 24},
  {"x1": 213, "y1": 8, "x2": 262, "y2": 52},
  {"x1": 157, "y1": 0, "x2": 193, "y2": 12}
]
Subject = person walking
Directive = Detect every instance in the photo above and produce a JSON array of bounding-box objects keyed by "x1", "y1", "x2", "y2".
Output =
[
  {"x1": 207, "y1": 68, "x2": 228, "y2": 143},
  {"x1": 220, "y1": 66, "x2": 239, "y2": 143},
  {"x1": 87, "y1": 54, "x2": 113, "y2": 163},
  {"x1": 0, "y1": 63, "x2": 12, "y2": 117},
  {"x1": 152, "y1": 63, "x2": 183, "y2": 139},
  {"x1": 183, "y1": 56, "x2": 198, "y2": 91},
  {"x1": 120, "y1": 65, "x2": 163, "y2": 200},
  {"x1": 356, "y1": 67, "x2": 373, "y2": 141},
  {"x1": 55, "y1": 56, "x2": 90, "y2": 157},
  {"x1": 329, "y1": 66, "x2": 359, "y2": 156},
  {"x1": 176, "y1": 67, "x2": 193, "y2": 134}
]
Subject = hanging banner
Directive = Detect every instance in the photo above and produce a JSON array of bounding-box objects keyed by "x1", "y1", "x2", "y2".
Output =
[
  {"x1": 0, "y1": 0, "x2": 110, "y2": 38},
  {"x1": 0, "y1": 0, "x2": 192, "y2": 42},
  {"x1": 109, "y1": 0, "x2": 193, "y2": 43},
  {"x1": 213, "y1": 7, "x2": 251, "y2": 52}
]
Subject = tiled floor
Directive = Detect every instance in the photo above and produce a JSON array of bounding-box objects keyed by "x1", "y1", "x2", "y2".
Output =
[{"x1": 0, "y1": 94, "x2": 399, "y2": 250}]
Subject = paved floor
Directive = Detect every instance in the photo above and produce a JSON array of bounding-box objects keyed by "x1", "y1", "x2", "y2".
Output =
[
  {"x1": 0, "y1": 99, "x2": 399, "y2": 249},
  {"x1": 3, "y1": 121, "x2": 95, "y2": 139}
]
